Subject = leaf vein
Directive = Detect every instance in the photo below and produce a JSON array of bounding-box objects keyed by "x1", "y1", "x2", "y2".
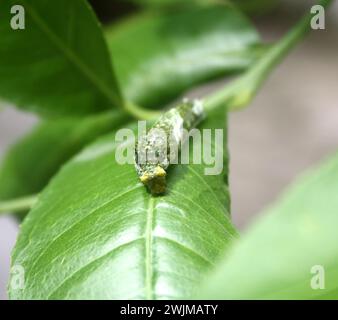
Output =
[
  {"x1": 26, "y1": 185, "x2": 142, "y2": 277},
  {"x1": 46, "y1": 237, "x2": 144, "y2": 299}
]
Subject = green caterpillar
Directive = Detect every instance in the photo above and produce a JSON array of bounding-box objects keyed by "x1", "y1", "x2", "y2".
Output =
[{"x1": 135, "y1": 99, "x2": 204, "y2": 195}]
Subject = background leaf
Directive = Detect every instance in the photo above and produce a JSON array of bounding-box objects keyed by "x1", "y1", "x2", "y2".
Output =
[
  {"x1": 122, "y1": 0, "x2": 278, "y2": 13},
  {"x1": 126, "y1": 0, "x2": 213, "y2": 7},
  {"x1": 197, "y1": 151, "x2": 338, "y2": 299},
  {"x1": 9, "y1": 107, "x2": 237, "y2": 300},
  {"x1": 0, "y1": 111, "x2": 128, "y2": 212},
  {"x1": 106, "y1": 4, "x2": 262, "y2": 108},
  {"x1": 0, "y1": 0, "x2": 122, "y2": 117}
]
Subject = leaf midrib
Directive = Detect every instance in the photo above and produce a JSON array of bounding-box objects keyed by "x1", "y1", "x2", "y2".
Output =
[{"x1": 145, "y1": 197, "x2": 155, "y2": 300}]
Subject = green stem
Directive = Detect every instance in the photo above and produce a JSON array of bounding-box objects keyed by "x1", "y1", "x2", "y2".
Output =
[
  {"x1": 123, "y1": 101, "x2": 161, "y2": 120},
  {"x1": 0, "y1": 195, "x2": 38, "y2": 214},
  {"x1": 205, "y1": 0, "x2": 332, "y2": 112}
]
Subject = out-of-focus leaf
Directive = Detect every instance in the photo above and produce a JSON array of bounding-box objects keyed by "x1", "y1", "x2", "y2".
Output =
[
  {"x1": 234, "y1": 0, "x2": 279, "y2": 16},
  {"x1": 125, "y1": 0, "x2": 279, "y2": 13},
  {"x1": 9, "y1": 107, "x2": 238, "y2": 300},
  {"x1": 106, "y1": 5, "x2": 262, "y2": 108},
  {"x1": 197, "y1": 151, "x2": 338, "y2": 299},
  {"x1": 127, "y1": 0, "x2": 212, "y2": 7},
  {"x1": 0, "y1": 111, "x2": 128, "y2": 208},
  {"x1": 0, "y1": 0, "x2": 122, "y2": 117}
]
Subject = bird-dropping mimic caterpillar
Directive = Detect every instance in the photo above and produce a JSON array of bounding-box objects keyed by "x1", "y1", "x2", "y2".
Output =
[{"x1": 135, "y1": 99, "x2": 204, "y2": 195}]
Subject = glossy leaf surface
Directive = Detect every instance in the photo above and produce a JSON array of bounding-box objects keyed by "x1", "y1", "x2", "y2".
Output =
[
  {"x1": 106, "y1": 5, "x2": 261, "y2": 108},
  {"x1": 9, "y1": 107, "x2": 237, "y2": 299},
  {"x1": 0, "y1": 0, "x2": 122, "y2": 117}
]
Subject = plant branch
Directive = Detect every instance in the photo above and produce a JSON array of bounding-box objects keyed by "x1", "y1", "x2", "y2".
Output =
[
  {"x1": 204, "y1": 0, "x2": 333, "y2": 112},
  {"x1": 0, "y1": 195, "x2": 38, "y2": 214}
]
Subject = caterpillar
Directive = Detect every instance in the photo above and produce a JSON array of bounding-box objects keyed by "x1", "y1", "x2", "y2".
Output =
[{"x1": 135, "y1": 98, "x2": 205, "y2": 195}]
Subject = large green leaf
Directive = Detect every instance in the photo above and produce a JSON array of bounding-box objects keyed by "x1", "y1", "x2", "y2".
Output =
[
  {"x1": 106, "y1": 4, "x2": 262, "y2": 108},
  {"x1": 0, "y1": 0, "x2": 122, "y2": 117},
  {"x1": 197, "y1": 151, "x2": 338, "y2": 299},
  {"x1": 0, "y1": 111, "x2": 127, "y2": 206},
  {"x1": 9, "y1": 107, "x2": 237, "y2": 299}
]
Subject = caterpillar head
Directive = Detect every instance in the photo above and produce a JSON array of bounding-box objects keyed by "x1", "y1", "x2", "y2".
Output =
[{"x1": 139, "y1": 165, "x2": 167, "y2": 195}]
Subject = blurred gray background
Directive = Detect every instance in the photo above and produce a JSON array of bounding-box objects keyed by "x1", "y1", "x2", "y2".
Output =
[{"x1": 1, "y1": 0, "x2": 338, "y2": 300}]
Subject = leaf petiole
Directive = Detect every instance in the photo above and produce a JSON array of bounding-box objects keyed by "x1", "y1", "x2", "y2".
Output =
[
  {"x1": 0, "y1": 195, "x2": 38, "y2": 214},
  {"x1": 123, "y1": 101, "x2": 161, "y2": 120}
]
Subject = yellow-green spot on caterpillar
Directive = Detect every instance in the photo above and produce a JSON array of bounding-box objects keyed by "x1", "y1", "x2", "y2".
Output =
[{"x1": 135, "y1": 99, "x2": 205, "y2": 195}]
